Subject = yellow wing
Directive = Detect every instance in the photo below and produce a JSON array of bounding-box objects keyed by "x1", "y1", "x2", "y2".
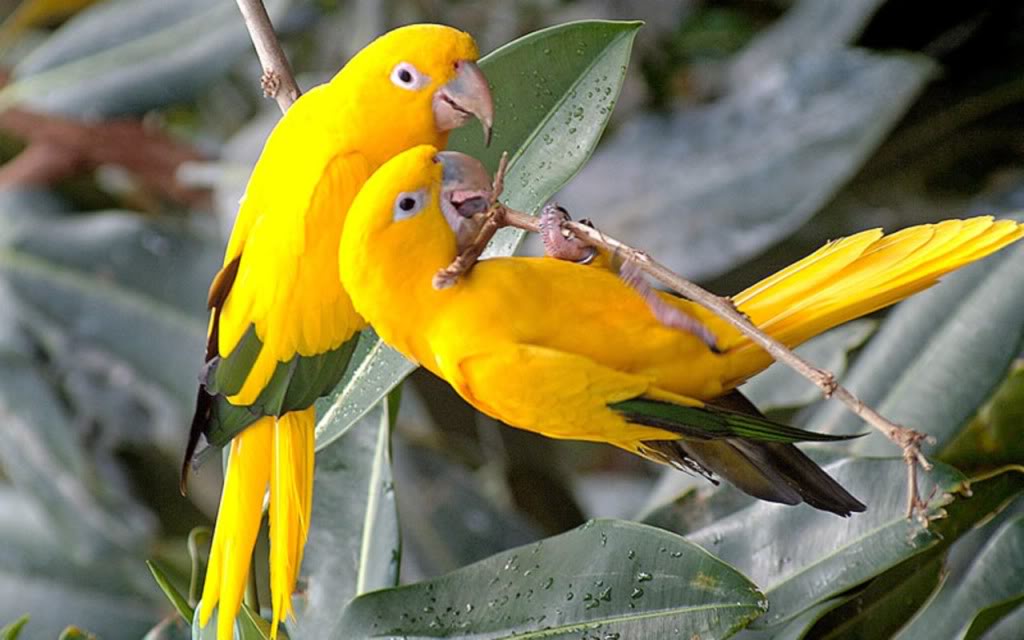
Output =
[
  {"x1": 216, "y1": 136, "x2": 372, "y2": 405},
  {"x1": 443, "y1": 342, "x2": 681, "y2": 445}
]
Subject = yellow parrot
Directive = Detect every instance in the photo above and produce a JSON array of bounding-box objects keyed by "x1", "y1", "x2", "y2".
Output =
[
  {"x1": 340, "y1": 145, "x2": 1024, "y2": 517},
  {"x1": 182, "y1": 27, "x2": 493, "y2": 639}
]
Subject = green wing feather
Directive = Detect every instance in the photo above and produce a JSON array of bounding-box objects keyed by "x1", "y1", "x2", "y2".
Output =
[{"x1": 610, "y1": 398, "x2": 862, "y2": 444}]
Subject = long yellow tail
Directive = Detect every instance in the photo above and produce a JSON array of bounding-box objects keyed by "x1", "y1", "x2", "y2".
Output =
[
  {"x1": 721, "y1": 216, "x2": 1024, "y2": 385},
  {"x1": 199, "y1": 408, "x2": 315, "y2": 640}
]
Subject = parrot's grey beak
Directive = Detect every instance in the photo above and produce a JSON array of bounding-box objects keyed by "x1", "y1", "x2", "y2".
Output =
[
  {"x1": 433, "y1": 60, "x2": 494, "y2": 145},
  {"x1": 437, "y1": 151, "x2": 492, "y2": 248}
]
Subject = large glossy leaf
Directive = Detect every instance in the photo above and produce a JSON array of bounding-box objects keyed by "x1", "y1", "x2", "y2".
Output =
[
  {"x1": 558, "y1": 47, "x2": 934, "y2": 280},
  {"x1": 314, "y1": 20, "x2": 642, "y2": 451},
  {"x1": 942, "y1": 365, "x2": 1024, "y2": 470},
  {"x1": 807, "y1": 551, "x2": 945, "y2": 639},
  {"x1": 293, "y1": 397, "x2": 400, "y2": 640},
  {"x1": 392, "y1": 439, "x2": 542, "y2": 578},
  {"x1": 645, "y1": 460, "x2": 1024, "y2": 630},
  {"x1": 742, "y1": 320, "x2": 875, "y2": 412},
  {"x1": 896, "y1": 512, "x2": 1024, "y2": 640},
  {"x1": 337, "y1": 519, "x2": 767, "y2": 640},
  {"x1": 2, "y1": 0, "x2": 289, "y2": 116},
  {"x1": 808, "y1": 223, "x2": 1024, "y2": 454},
  {"x1": 0, "y1": 488, "x2": 157, "y2": 639},
  {"x1": 0, "y1": 210, "x2": 217, "y2": 430}
]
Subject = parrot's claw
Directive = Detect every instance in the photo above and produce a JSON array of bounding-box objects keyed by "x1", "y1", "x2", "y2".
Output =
[
  {"x1": 540, "y1": 203, "x2": 598, "y2": 264},
  {"x1": 620, "y1": 260, "x2": 722, "y2": 354}
]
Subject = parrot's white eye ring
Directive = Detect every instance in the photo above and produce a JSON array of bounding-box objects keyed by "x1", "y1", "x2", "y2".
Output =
[
  {"x1": 393, "y1": 190, "x2": 427, "y2": 221},
  {"x1": 390, "y1": 62, "x2": 429, "y2": 90}
]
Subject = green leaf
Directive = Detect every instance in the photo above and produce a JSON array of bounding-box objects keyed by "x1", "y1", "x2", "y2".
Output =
[
  {"x1": 57, "y1": 627, "x2": 97, "y2": 640},
  {"x1": 314, "y1": 20, "x2": 643, "y2": 451},
  {"x1": 896, "y1": 512, "x2": 1024, "y2": 639},
  {"x1": 742, "y1": 320, "x2": 875, "y2": 412},
  {"x1": 3, "y1": 0, "x2": 289, "y2": 116},
  {"x1": 0, "y1": 488, "x2": 157, "y2": 639},
  {"x1": 559, "y1": 47, "x2": 934, "y2": 280},
  {"x1": 646, "y1": 460, "x2": 1024, "y2": 629},
  {"x1": 337, "y1": 519, "x2": 767, "y2": 639},
  {"x1": 807, "y1": 551, "x2": 945, "y2": 639},
  {"x1": 0, "y1": 615, "x2": 29, "y2": 640},
  {"x1": 146, "y1": 561, "x2": 193, "y2": 623},
  {"x1": 808, "y1": 221, "x2": 1024, "y2": 454},
  {"x1": 942, "y1": 364, "x2": 1024, "y2": 469},
  {"x1": 391, "y1": 440, "x2": 542, "y2": 577},
  {"x1": 293, "y1": 398, "x2": 400, "y2": 638}
]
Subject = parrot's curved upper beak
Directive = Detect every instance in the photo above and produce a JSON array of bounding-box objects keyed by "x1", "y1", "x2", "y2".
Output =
[
  {"x1": 437, "y1": 151, "x2": 492, "y2": 248},
  {"x1": 433, "y1": 60, "x2": 494, "y2": 145}
]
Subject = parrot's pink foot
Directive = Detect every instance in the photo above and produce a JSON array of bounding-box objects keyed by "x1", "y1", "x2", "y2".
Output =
[
  {"x1": 620, "y1": 261, "x2": 722, "y2": 354},
  {"x1": 540, "y1": 204, "x2": 597, "y2": 264}
]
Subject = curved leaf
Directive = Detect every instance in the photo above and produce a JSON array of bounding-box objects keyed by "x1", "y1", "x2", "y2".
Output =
[
  {"x1": 294, "y1": 396, "x2": 400, "y2": 640},
  {"x1": 337, "y1": 519, "x2": 767, "y2": 640},
  {"x1": 741, "y1": 320, "x2": 875, "y2": 412},
  {"x1": 896, "y1": 512, "x2": 1024, "y2": 640},
  {"x1": 3, "y1": 0, "x2": 289, "y2": 116},
  {"x1": 646, "y1": 460, "x2": 1024, "y2": 629},
  {"x1": 559, "y1": 47, "x2": 934, "y2": 280},
  {"x1": 315, "y1": 20, "x2": 643, "y2": 451}
]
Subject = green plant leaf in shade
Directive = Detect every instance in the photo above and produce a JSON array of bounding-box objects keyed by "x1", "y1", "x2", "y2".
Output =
[
  {"x1": 558, "y1": 47, "x2": 934, "y2": 281},
  {"x1": 292, "y1": 396, "x2": 400, "y2": 640},
  {"x1": 735, "y1": 599, "x2": 845, "y2": 640},
  {"x1": 2, "y1": 0, "x2": 289, "y2": 116},
  {"x1": 741, "y1": 320, "x2": 875, "y2": 412},
  {"x1": 314, "y1": 20, "x2": 643, "y2": 451},
  {"x1": 337, "y1": 519, "x2": 767, "y2": 640},
  {"x1": 392, "y1": 439, "x2": 542, "y2": 577},
  {"x1": 146, "y1": 561, "x2": 193, "y2": 623},
  {"x1": 896, "y1": 512, "x2": 1024, "y2": 640},
  {"x1": 977, "y1": 599, "x2": 1024, "y2": 640},
  {"x1": 807, "y1": 219, "x2": 1024, "y2": 454},
  {"x1": 806, "y1": 551, "x2": 945, "y2": 640},
  {"x1": 0, "y1": 488, "x2": 157, "y2": 640},
  {"x1": 942, "y1": 363, "x2": 1024, "y2": 470},
  {"x1": 0, "y1": 615, "x2": 29, "y2": 640},
  {"x1": 645, "y1": 460, "x2": 1024, "y2": 630}
]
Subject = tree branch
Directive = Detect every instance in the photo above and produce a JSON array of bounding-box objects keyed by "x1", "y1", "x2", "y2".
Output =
[
  {"x1": 439, "y1": 176, "x2": 933, "y2": 517},
  {"x1": 235, "y1": 0, "x2": 300, "y2": 113}
]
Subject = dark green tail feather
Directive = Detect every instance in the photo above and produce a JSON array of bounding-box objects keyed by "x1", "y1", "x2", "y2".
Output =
[{"x1": 615, "y1": 392, "x2": 866, "y2": 516}]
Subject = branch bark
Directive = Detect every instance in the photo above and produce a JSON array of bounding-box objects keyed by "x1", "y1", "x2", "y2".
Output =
[{"x1": 235, "y1": 0, "x2": 300, "y2": 113}]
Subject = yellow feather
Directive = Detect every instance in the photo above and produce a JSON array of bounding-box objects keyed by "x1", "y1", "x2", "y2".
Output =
[
  {"x1": 198, "y1": 24, "x2": 485, "y2": 639},
  {"x1": 200, "y1": 418, "x2": 272, "y2": 640},
  {"x1": 341, "y1": 146, "x2": 1024, "y2": 472}
]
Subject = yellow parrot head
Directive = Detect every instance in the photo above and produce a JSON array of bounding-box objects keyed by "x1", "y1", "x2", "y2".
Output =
[
  {"x1": 342, "y1": 144, "x2": 492, "y2": 283},
  {"x1": 336, "y1": 24, "x2": 494, "y2": 157}
]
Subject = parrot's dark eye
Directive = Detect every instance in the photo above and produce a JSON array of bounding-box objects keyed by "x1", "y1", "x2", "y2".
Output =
[
  {"x1": 390, "y1": 62, "x2": 429, "y2": 90},
  {"x1": 393, "y1": 190, "x2": 427, "y2": 221}
]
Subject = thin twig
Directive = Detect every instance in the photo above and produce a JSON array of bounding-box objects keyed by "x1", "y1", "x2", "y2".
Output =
[
  {"x1": 453, "y1": 204, "x2": 932, "y2": 518},
  {"x1": 235, "y1": 0, "x2": 301, "y2": 113},
  {"x1": 433, "y1": 153, "x2": 510, "y2": 290}
]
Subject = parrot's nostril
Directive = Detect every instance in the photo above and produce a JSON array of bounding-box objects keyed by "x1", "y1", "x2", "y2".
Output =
[{"x1": 451, "y1": 193, "x2": 489, "y2": 217}]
